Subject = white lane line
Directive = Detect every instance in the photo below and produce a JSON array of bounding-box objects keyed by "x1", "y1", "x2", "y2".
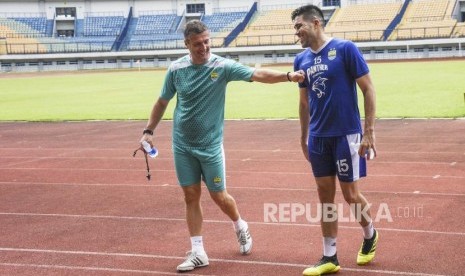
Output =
[
  {"x1": 0, "y1": 167, "x2": 303, "y2": 173},
  {"x1": 0, "y1": 248, "x2": 452, "y2": 276},
  {"x1": 0, "y1": 181, "x2": 158, "y2": 187},
  {"x1": 1, "y1": 181, "x2": 465, "y2": 197},
  {"x1": 0, "y1": 262, "x2": 208, "y2": 275},
  {"x1": 227, "y1": 186, "x2": 465, "y2": 197},
  {"x1": 2, "y1": 156, "x2": 464, "y2": 167},
  {"x1": 0, "y1": 144, "x2": 463, "y2": 153},
  {"x1": 0, "y1": 212, "x2": 464, "y2": 236},
  {"x1": 0, "y1": 167, "x2": 464, "y2": 179}
]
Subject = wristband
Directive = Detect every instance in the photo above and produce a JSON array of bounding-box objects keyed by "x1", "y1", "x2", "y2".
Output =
[
  {"x1": 142, "y1": 128, "x2": 153, "y2": 135},
  {"x1": 287, "y1": 72, "x2": 291, "y2": 82}
]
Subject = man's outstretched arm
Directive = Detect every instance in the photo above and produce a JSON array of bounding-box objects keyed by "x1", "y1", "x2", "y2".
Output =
[{"x1": 251, "y1": 69, "x2": 305, "y2": 83}]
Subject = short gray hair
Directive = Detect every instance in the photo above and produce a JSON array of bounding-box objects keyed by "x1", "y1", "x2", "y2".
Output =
[{"x1": 184, "y1": 20, "x2": 208, "y2": 39}]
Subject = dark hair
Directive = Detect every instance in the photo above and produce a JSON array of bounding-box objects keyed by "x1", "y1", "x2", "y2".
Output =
[
  {"x1": 291, "y1": 4, "x2": 325, "y2": 25},
  {"x1": 184, "y1": 20, "x2": 208, "y2": 39}
]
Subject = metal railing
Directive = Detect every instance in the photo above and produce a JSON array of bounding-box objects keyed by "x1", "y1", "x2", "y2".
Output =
[{"x1": 3, "y1": 26, "x2": 463, "y2": 54}]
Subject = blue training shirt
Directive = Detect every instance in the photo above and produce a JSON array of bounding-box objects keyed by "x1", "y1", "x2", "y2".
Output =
[{"x1": 294, "y1": 38, "x2": 369, "y2": 137}]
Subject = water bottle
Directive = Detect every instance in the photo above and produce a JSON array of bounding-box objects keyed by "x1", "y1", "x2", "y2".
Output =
[{"x1": 141, "y1": 141, "x2": 158, "y2": 158}]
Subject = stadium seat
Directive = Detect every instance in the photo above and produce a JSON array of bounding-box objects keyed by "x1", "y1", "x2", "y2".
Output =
[
  {"x1": 325, "y1": 2, "x2": 402, "y2": 41},
  {"x1": 390, "y1": 0, "x2": 457, "y2": 40},
  {"x1": 232, "y1": 8, "x2": 296, "y2": 46}
]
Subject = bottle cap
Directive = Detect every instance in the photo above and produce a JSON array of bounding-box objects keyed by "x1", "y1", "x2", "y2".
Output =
[{"x1": 141, "y1": 141, "x2": 158, "y2": 158}]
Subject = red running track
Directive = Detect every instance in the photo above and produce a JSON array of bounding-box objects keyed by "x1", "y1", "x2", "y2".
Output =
[{"x1": 0, "y1": 119, "x2": 464, "y2": 275}]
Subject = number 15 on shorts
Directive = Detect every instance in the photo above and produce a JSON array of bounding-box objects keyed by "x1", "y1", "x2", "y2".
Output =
[{"x1": 336, "y1": 159, "x2": 349, "y2": 173}]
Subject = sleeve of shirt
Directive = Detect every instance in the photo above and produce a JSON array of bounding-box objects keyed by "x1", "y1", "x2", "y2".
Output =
[
  {"x1": 294, "y1": 53, "x2": 307, "y2": 88},
  {"x1": 344, "y1": 41, "x2": 369, "y2": 79},
  {"x1": 159, "y1": 67, "x2": 176, "y2": 100},
  {"x1": 225, "y1": 59, "x2": 255, "y2": 82}
]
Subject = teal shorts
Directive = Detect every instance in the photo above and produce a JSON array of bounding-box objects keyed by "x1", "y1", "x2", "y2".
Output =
[{"x1": 173, "y1": 144, "x2": 226, "y2": 192}]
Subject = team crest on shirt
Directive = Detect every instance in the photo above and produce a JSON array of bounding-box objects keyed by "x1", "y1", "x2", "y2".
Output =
[
  {"x1": 213, "y1": 176, "x2": 222, "y2": 184},
  {"x1": 328, "y1": 48, "x2": 337, "y2": 60},
  {"x1": 210, "y1": 71, "x2": 219, "y2": 81}
]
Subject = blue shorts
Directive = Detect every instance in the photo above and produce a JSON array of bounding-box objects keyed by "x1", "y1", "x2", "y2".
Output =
[
  {"x1": 308, "y1": 134, "x2": 366, "y2": 182},
  {"x1": 173, "y1": 144, "x2": 226, "y2": 192}
]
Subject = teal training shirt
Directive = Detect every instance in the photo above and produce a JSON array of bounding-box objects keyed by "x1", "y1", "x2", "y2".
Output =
[{"x1": 160, "y1": 54, "x2": 255, "y2": 149}]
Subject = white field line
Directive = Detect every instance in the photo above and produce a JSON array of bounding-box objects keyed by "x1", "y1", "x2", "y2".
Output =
[
  {"x1": 0, "y1": 212, "x2": 464, "y2": 236},
  {"x1": 0, "y1": 147, "x2": 464, "y2": 152},
  {"x1": 1, "y1": 181, "x2": 465, "y2": 197},
  {"x1": 0, "y1": 167, "x2": 464, "y2": 179},
  {"x1": 0, "y1": 247, "x2": 453, "y2": 276},
  {"x1": 0, "y1": 262, "x2": 209, "y2": 275},
  {"x1": 1, "y1": 155, "x2": 464, "y2": 165}
]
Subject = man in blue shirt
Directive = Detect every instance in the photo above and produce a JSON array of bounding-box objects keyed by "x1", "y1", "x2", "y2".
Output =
[
  {"x1": 292, "y1": 5, "x2": 378, "y2": 275},
  {"x1": 139, "y1": 20, "x2": 304, "y2": 272}
]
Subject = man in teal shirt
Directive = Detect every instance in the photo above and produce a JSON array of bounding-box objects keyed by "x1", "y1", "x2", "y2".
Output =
[{"x1": 140, "y1": 20, "x2": 304, "y2": 272}]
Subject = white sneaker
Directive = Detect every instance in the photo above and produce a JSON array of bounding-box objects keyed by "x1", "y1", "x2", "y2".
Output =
[
  {"x1": 236, "y1": 226, "x2": 252, "y2": 255},
  {"x1": 176, "y1": 251, "x2": 209, "y2": 272}
]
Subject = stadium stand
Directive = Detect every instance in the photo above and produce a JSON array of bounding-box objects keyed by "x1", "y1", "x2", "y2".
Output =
[
  {"x1": 389, "y1": 0, "x2": 457, "y2": 40},
  {"x1": 202, "y1": 11, "x2": 248, "y2": 47},
  {"x1": 4, "y1": 37, "x2": 47, "y2": 54},
  {"x1": 125, "y1": 11, "x2": 183, "y2": 51},
  {"x1": 231, "y1": 8, "x2": 296, "y2": 46},
  {"x1": 0, "y1": 0, "x2": 464, "y2": 56},
  {"x1": 202, "y1": 11, "x2": 247, "y2": 33},
  {"x1": 135, "y1": 14, "x2": 177, "y2": 34},
  {"x1": 83, "y1": 15, "x2": 125, "y2": 36},
  {"x1": 324, "y1": 2, "x2": 403, "y2": 41},
  {"x1": 0, "y1": 19, "x2": 17, "y2": 38},
  {"x1": 453, "y1": 22, "x2": 465, "y2": 37},
  {"x1": 1, "y1": 0, "x2": 464, "y2": 73},
  {"x1": 0, "y1": 12, "x2": 126, "y2": 53},
  {"x1": 0, "y1": 16, "x2": 48, "y2": 54},
  {"x1": 125, "y1": 9, "x2": 248, "y2": 50},
  {"x1": 6, "y1": 17, "x2": 47, "y2": 34},
  {"x1": 40, "y1": 36, "x2": 117, "y2": 53}
]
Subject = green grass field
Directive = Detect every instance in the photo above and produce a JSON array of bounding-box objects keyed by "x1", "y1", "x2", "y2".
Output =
[{"x1": 0, "y1": 60, "x2": 464, "y2": 121}]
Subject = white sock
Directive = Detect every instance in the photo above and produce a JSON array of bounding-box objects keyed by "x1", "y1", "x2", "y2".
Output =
[
  {"x1": 190, "y1": 236, "x2": 206, "y2": 255},
  {"x1": 233, "y1": 218, "x2": 248, "y2": 231},
  {"x1": 323, "y1": 237, "x2": 337, "y2": 257},
  {"x1": 363, "y1": 221, "x2": 374, "y2": 239}
]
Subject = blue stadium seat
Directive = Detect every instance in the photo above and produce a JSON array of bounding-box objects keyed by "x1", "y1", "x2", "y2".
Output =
[{"x1": 202, "y1": 12, "x2": 247, "y2": 33}]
